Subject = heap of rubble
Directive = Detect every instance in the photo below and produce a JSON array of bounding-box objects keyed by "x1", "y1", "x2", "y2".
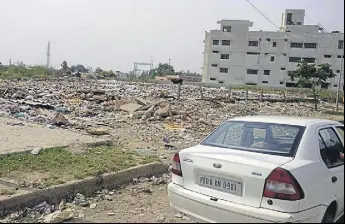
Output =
[{"x1": 0, "y1": 78, "x2": 342, "y2": 153}]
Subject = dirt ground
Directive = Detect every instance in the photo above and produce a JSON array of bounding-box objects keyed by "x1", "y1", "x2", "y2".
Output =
[
  {"x1": 73, "y1": 182, "x2": 194, "y2": 223},
  {"x1": 0, "y1": 117, "x2": 108, "y2": 155}
]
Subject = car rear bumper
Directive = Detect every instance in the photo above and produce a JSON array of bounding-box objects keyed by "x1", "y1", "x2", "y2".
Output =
[{"x1": 168, "y1": 183, "x2": 326, "y2": 223}]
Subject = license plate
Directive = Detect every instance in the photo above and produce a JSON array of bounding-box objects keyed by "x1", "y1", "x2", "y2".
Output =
[{"x1": 197, "y1": 174, "x2": 243, "y2": 196}]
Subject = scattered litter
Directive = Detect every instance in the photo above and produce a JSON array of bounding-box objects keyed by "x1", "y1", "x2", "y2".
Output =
[{"x1": 30, "y1": 147, "x2": 42, "y2": 155}]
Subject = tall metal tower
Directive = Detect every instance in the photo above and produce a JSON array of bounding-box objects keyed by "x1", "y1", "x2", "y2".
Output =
[{"x1": 46, "y1": 41, "x2": 51, "y2": 68}]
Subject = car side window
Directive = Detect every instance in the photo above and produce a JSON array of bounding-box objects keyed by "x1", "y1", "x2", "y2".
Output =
[
  {"x1": 336, "y1": 126, "x2": 344, "y2": 143},
  {"x1": 318, "y1": 128, "x2": 344, "y2": 168}
]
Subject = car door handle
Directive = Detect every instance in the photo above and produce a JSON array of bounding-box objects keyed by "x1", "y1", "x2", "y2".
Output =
[{"x1": 331, "y1": 176, "x2": 338, "y2": 183}]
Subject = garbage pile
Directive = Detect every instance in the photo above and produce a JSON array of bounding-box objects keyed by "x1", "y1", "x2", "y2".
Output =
[{"x1": 0, "y1": 78, "x2": 342, "y2": 153}]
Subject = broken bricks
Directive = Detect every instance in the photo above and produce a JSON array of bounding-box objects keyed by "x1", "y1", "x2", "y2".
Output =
[{"x1": 51, "y1": 113, "x2": 69, "y2": 127}]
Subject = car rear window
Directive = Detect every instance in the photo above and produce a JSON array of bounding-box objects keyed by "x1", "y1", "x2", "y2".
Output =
[{"x1": 201, "y1": 121, "x2": 305, "y2": 156}]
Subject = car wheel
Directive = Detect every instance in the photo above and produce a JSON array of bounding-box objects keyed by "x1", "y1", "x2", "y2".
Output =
[{"x1": 322, "y1": 211, "x2": 335, "y2": 223}]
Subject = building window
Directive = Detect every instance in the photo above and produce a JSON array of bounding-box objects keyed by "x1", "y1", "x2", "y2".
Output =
[
  {"x1": 262, "y1": 81, "x2": 269, "y2": 84},
  {"x1": 247, "y1": 52, "x2": 259, "y2": 55},
  {"x1": 266, "y1": 38, "x2": 271, "y2": 41},
  {"x1": 338, "y1": 40, "x2": 344, "y2": 49},
  {"x1": 280, "y1": 82, "x2": 284, "y2": 85},
  {"x1": 283, "y1": 53, "x2": 287, "y2": 56},
  {"x1": 219, "y1": 68, "x2": 229, "y2": 73},
  {"x1": 219, "y1": 81, "x2": 224, "y2": 84},
  {"x1": 270, "y1": 56, "x2": 275, "y2": 62},
  {"x1": 213, "y1": 40, "x2": 219, "y2": 45},
  {"x1": 289, "y1": 57, "x2": 301, "y2": 63},
  {"x1": 220, "y1": 54, "x2": 230, "y2": 59},
  {"x1": 281, "y1": 67, "x2": 286, "y2": 70},
  {"x1": 286, "y1": 82, "x2": 297, "y2": 88},
  {"x1": 297, "y1": 22, "x2": 302, "y2": 25},
  {"x1": 210, "y1": 78, "x2": 216, "y2": 81},
  {"x1": 248, "y1": 41, "x2": 259, "y2": 47},
  {"x1": 302, "y1": 57, "x2": 316, "y2": 63},
  {"x1": 212, "y1": 50, "x2": 219, "y2": 53},
  {"x1": 336, "y1": 70, "x2": 341, "y2": 73},
  {"x1": 264, "y1": 70, "x2": 270, "y2": 75},
  {"x1": 284, "y1": 39, "x2": 288, "y2": 42},
  {"x1": 211, "y1": 64, "x2": 218, "y2": 67},
  {"x1": 337, "y1": 55, "x2": 343, "y2": 58},
  {"x1": 324, "y1": 55, "x2": 332, "y2": 58},
  {"x1": 222, "y1": 40, "x2": 231, "y2": 46},
  {"x1": 321, "y1": 83, "x2": 330, "y2": 89},
  {"x1": 222, "y1": 26, "x2": 232, "y2": 32},
  {"x1": 273, "y1": 42, "x2": 277, "y2": 47},
  {"x1": 246, "y1": 83, "x2": 257, "y2": 86},
  {"x1": 290, "y1": 42, "x2": 303, "y2": 48},
  {"x1": 334, "y1": 85, "x2": 338, "y2": 88},
  {"x1": 247, "y1": 69, "x2": 258, "y2": 75},
  {"x1": 304, "y1": 43, "x2": 317, "y2": 49}
]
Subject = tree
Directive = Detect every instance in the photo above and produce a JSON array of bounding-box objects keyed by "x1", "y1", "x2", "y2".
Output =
[
  {"x1": 61, "y1": 61, "x2": 69, "y2": 71},
  {"x1": 151, "y1": 63, "x2": 175, "y2": 77},
  {"x1": 71, "y1": 64, "x2": 89, "y2": 73},
  {"x1": 289, "y1": 61, "x2": 336, "y2": 111},
  {"x1": 107, "y1": 70, "x2": 116, "y2": 77}
]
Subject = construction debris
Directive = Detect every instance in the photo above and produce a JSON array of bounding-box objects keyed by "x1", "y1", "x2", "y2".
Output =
[{"x1": 0, "y1": 78, "x2": 342, "y2": 157}]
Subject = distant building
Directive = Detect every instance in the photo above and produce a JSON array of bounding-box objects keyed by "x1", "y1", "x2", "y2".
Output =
[{"x1": 202, "y1": 9, "x2": 344, "y2": 90}]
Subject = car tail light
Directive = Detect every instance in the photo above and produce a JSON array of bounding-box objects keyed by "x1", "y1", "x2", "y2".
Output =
[
  {"x1": 172, "y1": 153, "x2": 183, "y2": 177},
  {"x1": 263, "y1": 167, "x2": 304, "y2": 201}
]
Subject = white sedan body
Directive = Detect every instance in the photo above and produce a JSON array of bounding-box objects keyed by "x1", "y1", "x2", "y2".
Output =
[{"x1": 168, "y1": 116, "x2": 344, "y2": 223}]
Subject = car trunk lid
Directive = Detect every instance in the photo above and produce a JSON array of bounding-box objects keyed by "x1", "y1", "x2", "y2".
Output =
[{"x1": 179, "y1": 145, "x2": 294, "y2": 208}]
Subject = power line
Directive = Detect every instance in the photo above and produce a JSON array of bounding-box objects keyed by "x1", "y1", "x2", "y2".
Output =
[
  {"x1": 245, "y1": 0, "x2": 280, "y2": 30},
  {"x1": 245, "y1": 0, "x2": 301, "y2": 42}
]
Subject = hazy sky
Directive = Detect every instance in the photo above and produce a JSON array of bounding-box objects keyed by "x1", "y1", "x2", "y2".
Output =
[{"x1": 0, "y1": 0, "x2": 344, "y2": 73}]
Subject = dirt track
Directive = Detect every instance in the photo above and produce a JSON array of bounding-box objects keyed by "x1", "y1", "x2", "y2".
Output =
[
  {"x1": 0, "y1": 117, "x2": 106, "y2": 155},
  {"x1": 73, "y1": 182, "x2": 194, "y2": 223}
]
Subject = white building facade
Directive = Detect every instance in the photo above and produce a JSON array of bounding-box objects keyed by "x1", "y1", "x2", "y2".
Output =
[{"x1": 202, "y1": 9, "x2": 344, "y2": 90}]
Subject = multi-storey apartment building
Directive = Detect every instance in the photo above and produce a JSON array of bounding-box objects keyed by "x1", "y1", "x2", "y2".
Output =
[{"x1": 202, "y1": 9, "x2": 344, "y2": 90}]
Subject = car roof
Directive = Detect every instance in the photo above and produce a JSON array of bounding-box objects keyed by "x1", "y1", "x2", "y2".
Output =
[{"x1": 230, "y1": 116, "x2": 341, "y2": 126}]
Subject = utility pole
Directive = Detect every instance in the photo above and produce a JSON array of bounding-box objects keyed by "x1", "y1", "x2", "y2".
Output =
[
  {"x1": 46, "y1": 41, "x2": 51, "y2": 69},
  {"x1": 168, "y1": 58, "x2": 171, "y2": 74},
  {"x1": 336, "y1": 49, "x2": 344, "y2": 112}
]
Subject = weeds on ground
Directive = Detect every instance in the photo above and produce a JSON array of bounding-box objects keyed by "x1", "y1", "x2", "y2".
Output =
[
  {"x1": 0, "y1": 147, "x2": 159, "y2": 186},
  {"x1": 0, "y1": 188, "x2": 16, "y2": 196}
]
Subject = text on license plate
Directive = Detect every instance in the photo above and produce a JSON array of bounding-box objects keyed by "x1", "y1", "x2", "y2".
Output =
[{"x1": 198, "y1": 175, "x2": 243, "y2": 196}]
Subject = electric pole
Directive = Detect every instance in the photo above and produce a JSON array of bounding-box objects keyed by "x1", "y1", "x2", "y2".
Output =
[
  {"x1": 336, "y1": 49, "x2": 344, "y2": 112},
  {"x1": 168, "y1": 58, "x2": 171, "y2": 74},
  {"x1": 46, "y1": 41, "x2": 51, "y2": 69}
]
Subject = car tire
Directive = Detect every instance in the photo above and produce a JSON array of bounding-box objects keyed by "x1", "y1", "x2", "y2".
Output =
[{"x1": 322, "y1": 211, "x2": 335, "y2": 223}]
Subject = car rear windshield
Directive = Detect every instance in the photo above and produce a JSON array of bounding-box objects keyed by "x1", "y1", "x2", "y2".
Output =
[{"x1": 201, "y1": 121, "x2": 305, "y2": 156}]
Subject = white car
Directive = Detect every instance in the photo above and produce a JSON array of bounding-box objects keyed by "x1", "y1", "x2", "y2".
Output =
[{"x1": 168, "y1": 116, "x2": 344, "y2": 223}]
